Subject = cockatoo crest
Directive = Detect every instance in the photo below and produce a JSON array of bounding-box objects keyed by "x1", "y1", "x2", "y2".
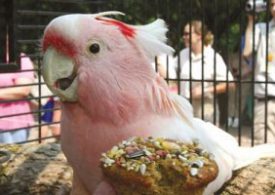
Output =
[{"x1": 94, "y1": 11, "x2": 174, "y2": 60}]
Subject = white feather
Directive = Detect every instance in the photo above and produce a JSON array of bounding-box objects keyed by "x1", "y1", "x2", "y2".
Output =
[
  {"x1": 92, "y1": 11, "x2": 125, "y2": 18},
  {"x1": 92, "y1": 12, "x2": 174, "y2": 60},
  {"x1": 167, "y1": 94, "x2": 275, "y2": 195},
  {"x1": 234, "y1": 144, "x2": 275, "y2": 170},
  {"x1": 133, "y1": 19, "x2": 175, "y2": 60},
  {"x1": 170, "y1": 93, "x2": 194, "y2": 119}
]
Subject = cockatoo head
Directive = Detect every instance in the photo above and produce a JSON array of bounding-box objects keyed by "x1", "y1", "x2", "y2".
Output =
[
  {"x1": 42, "y1": 11, "x2": 176, "y2": 125},
  {"x1": 42, "y1": 11, "x2": 173, "y2": 103}
]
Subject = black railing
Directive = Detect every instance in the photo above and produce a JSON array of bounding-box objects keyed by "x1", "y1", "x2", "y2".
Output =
[
  {"x1": 0, "y1": 0, "x2": 274, "y2": 146},
  {"x1": 0, "y1": 0, "x2": 109, "y2": 144}
]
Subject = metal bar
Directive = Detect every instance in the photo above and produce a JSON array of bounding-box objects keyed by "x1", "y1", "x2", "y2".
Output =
[
  {"x1": 40, "y1": 0, "x2": 107, "y2": 4},
  {"x1": 17, "y1": 10, "x2": 69, "y2": 16},
  {"x1": 0, "y1": 94, "x2": 55, "y2": 104},
  {"x1": 0, "y1": 121, "x2": 60, "y2": 134},
  {"x1": 12, "y1": 0, "x2": 19, "y2": 67},
  {"x1": 225, "y1": 0, "x2": 230, "y2": 131},
  {"x1": 237, "y1": 0, "x2": 244, "y2": 146},
  {"x1": 0, "y1": 107, "x2": 60, "y2": 120},
  {"x1": 17, "y1": 40, "x2": 41, "y2": 44},
  {"x1": 263, "y1": 0, "x2": 270, "y2": 144},
  {"x1": 201, "y1": 0, "x2": 205, "y2": 121},
  {"x1": 37, "y1": 57, "x2": 43, "y2": 143},
  {"x1": 17, "y1": 134, "x2": 60, "y2": 144},
  {"x1": 213, "y1": 0, "x2": 218, "y2": 125},
  {"x1": 187, "y1": 0, "x2": 193, "y2": 103},
  {"x1": 251, "y1": 0, "x2": 257, "y2": 146},
  {"x1": 17, "y1": 25, "x2": 46, "y2": 30},
  {"x1": 0, "y1": 82, "x2": 42, "y2": 89}
]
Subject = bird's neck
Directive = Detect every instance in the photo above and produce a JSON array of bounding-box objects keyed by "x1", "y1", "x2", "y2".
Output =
[{"x1": 66, "y1": 74, "x2": 175, "y2": 127}]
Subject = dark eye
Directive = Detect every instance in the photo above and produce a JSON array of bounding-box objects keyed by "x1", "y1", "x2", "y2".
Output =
[{"x1": 89, "y1": 43, "x2": 100, "y2": 54}]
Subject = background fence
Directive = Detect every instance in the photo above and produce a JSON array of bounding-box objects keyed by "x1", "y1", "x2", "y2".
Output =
[{"x1": 0, "y1": 0, "x2": 273, "y2": 146}]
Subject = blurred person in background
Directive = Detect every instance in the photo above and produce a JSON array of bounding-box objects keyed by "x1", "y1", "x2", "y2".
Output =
[
  {"x1": 178, "y1": 20, "x2": 234, "y2": 126},
  {"x1": 0, "y1": 53, "x2": 34, "y2": 143},
  {"x1": 243, "y1": 0, "x2": 275, "y2": 143}
]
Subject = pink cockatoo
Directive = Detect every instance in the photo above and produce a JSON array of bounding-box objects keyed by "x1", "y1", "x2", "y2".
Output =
[{"x1": 41, "y1": 11, "x2": 275, "y2": 195}]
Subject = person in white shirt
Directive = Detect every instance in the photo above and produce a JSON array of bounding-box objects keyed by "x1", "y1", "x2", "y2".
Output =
[
  {"x1": 178, "y1": 20, "x2": 234, "y2": 125},
  {"x1": 243, "y1": 0, "x2": 275, "y2": 143}
]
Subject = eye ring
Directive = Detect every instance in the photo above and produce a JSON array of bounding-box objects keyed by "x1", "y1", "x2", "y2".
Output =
[{"x1": 89, "y1": 43, "x2": 100, "y2": 54}]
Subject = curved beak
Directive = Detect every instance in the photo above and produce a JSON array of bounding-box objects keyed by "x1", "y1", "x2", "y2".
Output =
[{"x1": 42, "y1": 47, "x2": 78, "y2": 102}]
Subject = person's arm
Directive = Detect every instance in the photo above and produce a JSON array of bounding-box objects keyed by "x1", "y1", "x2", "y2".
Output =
[
  {"x1": 206, "y1": 82, "x2": 234, "y2": 94},
  {"x1": 243, "y1": 15, "x2": 255, "y2": 58},
  {"x1": 190, "y1": 51, "x2": 235, "y2": 99},
  {"x1": 0, "y1": 77, "x2": 33, "y2": 100},
  {"x1": 156, "y1": 60, "x2": 168, "y2": 78},
  {"x1": 156, "y1": 55, "x2": 177, "y2": 79},
  {"x1": 191, "y1": 82, "x2": 234, "y2": 99}
]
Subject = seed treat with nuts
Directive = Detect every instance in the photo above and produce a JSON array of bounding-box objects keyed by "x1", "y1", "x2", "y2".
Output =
[{"x1": 100, "y1": 137, "x2": 218, "y2": 195}]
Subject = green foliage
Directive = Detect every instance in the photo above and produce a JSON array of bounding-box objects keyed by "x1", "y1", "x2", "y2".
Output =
[
  {"x1": 106, "y1": 0, "x2": 270, "y2": 55},
  {"x1": 12, "y1": 0, "x2": 271, "y2": 56}
]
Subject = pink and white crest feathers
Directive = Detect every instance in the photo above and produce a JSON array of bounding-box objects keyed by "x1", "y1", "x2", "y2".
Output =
[{"x1": 94, "y1": 11, "x2": 174, "y2": 59}]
